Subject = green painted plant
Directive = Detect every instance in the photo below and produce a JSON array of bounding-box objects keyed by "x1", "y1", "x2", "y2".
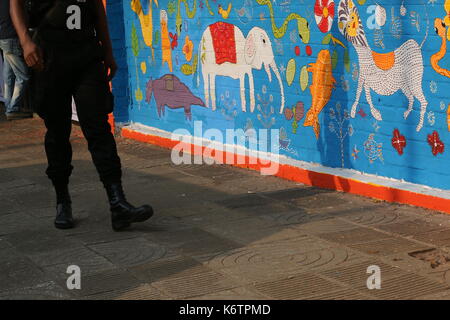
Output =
[
  {"x1": 181, "y1": 53, "x2": 198, "y2": 75},
  {"x1": 131, "y1": 24, "x2": 143, "y2": 107}
]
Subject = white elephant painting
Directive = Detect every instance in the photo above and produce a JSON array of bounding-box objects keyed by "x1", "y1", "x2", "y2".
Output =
[{"x1": 197, "y1": 22, "x2": 285, "y2": 113}]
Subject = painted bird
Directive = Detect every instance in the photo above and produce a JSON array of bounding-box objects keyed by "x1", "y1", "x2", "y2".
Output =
[{"x1": 218, "y1": 3, "x2": 232, "y2": 19}]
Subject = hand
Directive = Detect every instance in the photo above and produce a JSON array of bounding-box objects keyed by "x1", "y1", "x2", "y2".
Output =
[
  {"x1": 103, "y1": 52, "x2": 117, "y2": 81},
  {"x1": 22, "y1": 40, "x2": 44, "y2": 71}
]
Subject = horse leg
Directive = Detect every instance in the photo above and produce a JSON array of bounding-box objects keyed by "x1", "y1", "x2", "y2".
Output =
[
  {"x1": 351, "y1": 76, "x2": 364, "y2": 118},
  {"x1": 414, "y1": 91, "x2": 428, "y2": 132},
  {"x1": 365, "y1": 85, "x2": 382, "y2": 121},
  {"x1": 402, "y1": 89, "x2": 414, "y2": 120}
]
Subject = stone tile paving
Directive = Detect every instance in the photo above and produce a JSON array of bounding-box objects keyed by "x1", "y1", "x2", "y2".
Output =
[{"x1": 1, "y1": 113, "x2": 450, "y2": 299}]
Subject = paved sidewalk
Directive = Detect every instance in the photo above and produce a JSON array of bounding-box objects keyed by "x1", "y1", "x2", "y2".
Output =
[{"x1": 2, "y1": 113, "x2": 450, "y2": 299}]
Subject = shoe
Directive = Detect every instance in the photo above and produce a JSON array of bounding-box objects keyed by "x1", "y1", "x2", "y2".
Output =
[
  {"x1": 53, "y1": 183, "x2": 74, "y2": 229},
  {"x1": 105, "y1": 183, "x2": 153, "y2": 231},
  {"x1": 6, "y1": 111, "x2": 33, "y2": 121},
  {"x1": 54, "y1": 202, "x2": 74, "y2": 229}
]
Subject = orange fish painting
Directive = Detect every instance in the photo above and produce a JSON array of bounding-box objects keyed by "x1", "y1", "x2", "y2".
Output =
[{"x1": 304, "y1": 50, "x2": 336, "y2": 139}]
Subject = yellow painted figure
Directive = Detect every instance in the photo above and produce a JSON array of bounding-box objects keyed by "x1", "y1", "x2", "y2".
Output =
[
  {"x1": 160, "y1": 10, "x2": 173, "y2": 72},
  {"x1": 218, "y1": 3, "x2": 232, "y2": 19},
  {"x1": 131, "y1": 0, "x2": 159, "y2": 60}
]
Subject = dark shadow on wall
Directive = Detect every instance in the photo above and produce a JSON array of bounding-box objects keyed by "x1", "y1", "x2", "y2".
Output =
[
  {"x1": 107, "y1": 0, "x2": 131, "y2": 124},
  {"x1": 309, "y1": 10, "x2": 352, "y2": 193}
]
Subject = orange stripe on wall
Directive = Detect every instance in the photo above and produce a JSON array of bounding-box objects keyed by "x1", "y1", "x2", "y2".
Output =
[{"x1": 121, "y1": 127, "x2": 450, "y2": 214}]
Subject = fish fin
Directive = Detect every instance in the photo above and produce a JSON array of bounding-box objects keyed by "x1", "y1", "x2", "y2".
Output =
[
  {"x1": 303, "y1": 108, "x2": 316, "y2": 127},
  {"x1": 307, "y1": 63, "x2": 315, "y2": 73},
  {"x1": 313, "y1": 121, "x2": 321, "y2": 139}
]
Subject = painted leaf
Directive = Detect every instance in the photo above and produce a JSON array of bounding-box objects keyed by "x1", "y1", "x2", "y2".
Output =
[
  {"x1": 154, "y1": 30, "x2": 160, "y2": 46},
  {"x1": 181, "y1": 54, "x2": 199, "y2": 75},
  {"x1": 131, "y1": 24, "x2": 139, "y2": 57},
  {"x1": 344, "y1": 49, "x2": 350, "y2": 73},
  {"x1": 300, "y1": 65, "x2": 309, "y2": 91},
  {"x1": 322, "y1": 33, "x2": 332, "y2": 45},
  {"x1": 294, "y1": 102, "x2": 305, "y2": 121},
  {"x1": 181, "y1": 64, "x2": 194, "y2": 75},
  {"x1": 332, "y1": 50, "x2": 338, "y2": 70},
  {"x1": 135, "y1": 88, "x2": 143, "y2": 102},
  {"x1": 192, "y1": 54, "x2": 198, "y2": 72},
  {"x1": 286, "y1": 59, "x2": 296, "y2": 86},
  {"x1": 292, "y1": 120, "x2": 298, "y2": 134},
  {"x1": 141, "y1": 61, "x2": 147, "y2": 74}
]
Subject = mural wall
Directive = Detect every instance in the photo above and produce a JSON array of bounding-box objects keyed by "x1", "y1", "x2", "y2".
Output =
[{"x1": 108, "y1": 0, "x2": 450, "y2": 191}]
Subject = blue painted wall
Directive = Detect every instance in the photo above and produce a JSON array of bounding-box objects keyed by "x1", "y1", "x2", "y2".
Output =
[{"x1": 109, "y1": 0, "x2": 450, "y2": 190}]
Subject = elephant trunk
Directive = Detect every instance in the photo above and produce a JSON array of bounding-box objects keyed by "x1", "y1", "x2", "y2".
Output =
[{"x1": 269, "y1": 60, "x2": 285, "y2": 114}]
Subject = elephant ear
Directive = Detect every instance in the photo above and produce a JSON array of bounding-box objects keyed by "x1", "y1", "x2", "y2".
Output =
[{"x1": 244, "y1": 33, "x2": 257, "y2": 65}]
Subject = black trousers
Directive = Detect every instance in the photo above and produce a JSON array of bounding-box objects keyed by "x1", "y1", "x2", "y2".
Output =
[{"x1": 34, "y1": 39, "x2": 122, "y2": 187}]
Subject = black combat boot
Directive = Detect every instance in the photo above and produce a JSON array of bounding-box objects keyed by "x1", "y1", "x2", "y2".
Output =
[
  {"x1": 105, "y1": 183, "x2": 153, "y2": 231},
  {"x1": 53, "y1": 184, "x2": 74, "y2": 229}
]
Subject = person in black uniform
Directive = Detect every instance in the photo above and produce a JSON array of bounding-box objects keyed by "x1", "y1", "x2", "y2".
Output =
[{"x1": 9, "y1": 0, "x2": 153, "y2": 231}]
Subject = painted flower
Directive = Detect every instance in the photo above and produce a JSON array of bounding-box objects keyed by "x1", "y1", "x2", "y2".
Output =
[
  {"x1": 284, "y1": 108, "x2": 294, "y2": 121},
  {"x1": 294, "y1": 102, "x2": 305, "y2": 121},
  {"x1": 352, "y1": 145, "x2": 360, "y2": 160},
  {"x1": 182, "y1": 36, "x2": 194, "y2": 61},
  {"x1": 314, "y1": 0, "x2": 335, "y2": 33},
  {"x1": 357, "y1": 108, "x2": 367, "y2": 118},
  {"x1": 400, "y1": 4, "x2": 406, "y2": 17},
  {"x1": 391, "y1": 129, "x2": 406, "y2": 155},
  {"x1": 169, "y1": 32, "x2": 178, "y2": 50},
  {"x1": 428, "y1": 131, "x2": 445, "y2": 156}
]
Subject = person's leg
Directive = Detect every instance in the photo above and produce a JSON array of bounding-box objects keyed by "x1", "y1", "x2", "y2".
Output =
[
  {"x1": 3, "y1": 38, "x2": 31, "y2": 115},
  {"x1": 74, "y1": 60, "x2": 152, "y2": 231},
  {"x1": 0, "y1": 41, "x2": 15, "y2": 113},
  {"x1": 36, "y1": 45, "x2": 75, "y2": 228},
  {"x1": 43, "y1": 96, "x2": 75, "y2": 229},
  {"x1": 43, "y1": 100, "x2": 74, "y2": 188},
  {"x1": 73, "y1": 61, "x2": 121, "y2": 185}
]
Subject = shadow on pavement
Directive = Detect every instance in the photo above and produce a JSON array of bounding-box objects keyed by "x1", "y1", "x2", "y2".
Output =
[{"x1": 0, "y1": 118, "x2": 447, "y2": 300}]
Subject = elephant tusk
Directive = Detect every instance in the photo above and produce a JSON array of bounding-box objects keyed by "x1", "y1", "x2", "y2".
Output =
[{"x1": 270, "y1": 60, "x2": 285, "y2": 113}]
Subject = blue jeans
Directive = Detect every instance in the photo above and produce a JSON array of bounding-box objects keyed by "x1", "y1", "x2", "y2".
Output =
[{"x1": 0, "y1": 38, "x2": 30, "y2": 114}]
